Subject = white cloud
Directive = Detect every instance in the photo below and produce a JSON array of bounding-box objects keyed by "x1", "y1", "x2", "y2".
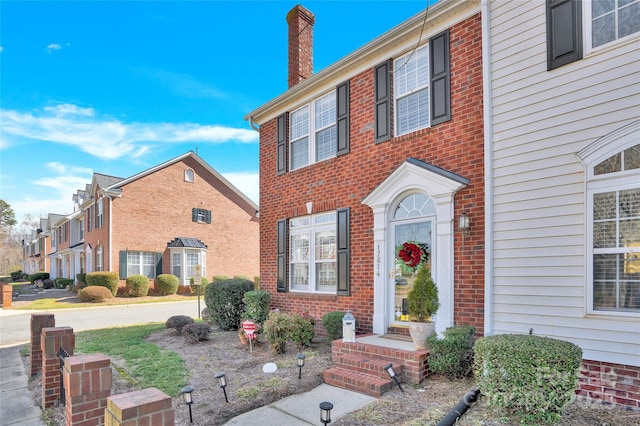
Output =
[
  {"x1": 47, "y1": 43, "x2": 62, "y2": 53},
  {"x1": 132, "y1": 67, "x2": 228, "y2": 100},
  {"x1": 221, "y1": 171, "x2": 259, "y2": 204},
  {"x1": 0, "y1": 104, "x2": 258, "y2": 160},
  {"x1": 45, "y1": 162, "x2": 93, "y2": 174}
]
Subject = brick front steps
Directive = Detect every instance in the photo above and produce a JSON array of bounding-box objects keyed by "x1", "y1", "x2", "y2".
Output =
[{"x1": 323, "y1": 335, "x2": 430, "y2": 397}]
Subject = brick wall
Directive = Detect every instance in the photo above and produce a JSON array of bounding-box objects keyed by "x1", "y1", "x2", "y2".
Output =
[
  {"x1": 105, "y1": 388, "x2": 174, "y2": 426},
  {"x1": 64, "y1": 353, "x2": 112, "y2": 425},
  {"x1": 41, "y1": 326, "x2": 75, "y2": 408},
  {"x1": 105, "y1": 156, "x2": 259, "y2": 283},
  {"x1": 30, "y1": 313, "x2": 55, "y2": 376},
  {"x1": 578, "y1": 359, "x2": 640, "y2": 409},
  {"x1": 258, "y1": 14, "x2": 485, "y2": 335}
]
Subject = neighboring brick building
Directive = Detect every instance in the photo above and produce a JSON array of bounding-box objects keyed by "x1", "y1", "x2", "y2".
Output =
[
  {"x1": 246, "y1": 1, "x2": 484, "y2": 336},
  {"x1": 47, "y1": 151, "x2": 259, "y2": 287}
]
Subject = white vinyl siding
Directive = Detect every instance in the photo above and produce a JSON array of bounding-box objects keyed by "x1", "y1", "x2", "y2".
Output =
[{"x1": 488, "y1": 0, "x2": 640, "y2": 366}]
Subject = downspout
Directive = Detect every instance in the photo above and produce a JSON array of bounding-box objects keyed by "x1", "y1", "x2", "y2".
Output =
[
  {"x1": 248, "y1": 116, "x2": 260, "y2": 132},
  {"x1": 108, "y1": 195, "x2": 113, "y2": 273},
  {"x1": 481, "y1": 0, "x2": 494, "y2": 336}
]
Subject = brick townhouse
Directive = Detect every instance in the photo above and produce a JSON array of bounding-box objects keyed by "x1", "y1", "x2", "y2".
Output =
[
  {"x1": 44, "y1": 151, "x2": 259, "y2": 288},
  {"x1": 246, "y1": 1, "x2": 484, "y2": 337}
]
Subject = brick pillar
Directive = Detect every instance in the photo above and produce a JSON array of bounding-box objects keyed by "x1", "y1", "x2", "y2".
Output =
[
  {"x1": 105, "y1": 388, "x2": 175, "y2": 426},
  {"x1": 41, "y1": 326, "x2": 75, "y2": 408},
  {"x1": 30, "y1": 313, "x2": 55, "y2": 376},
  {"x1": 0, "y1": 282, "x2": 12, "y2": 307},
  {"x1": 64, "y1": 353, "x2": 112, "y2": 426}
]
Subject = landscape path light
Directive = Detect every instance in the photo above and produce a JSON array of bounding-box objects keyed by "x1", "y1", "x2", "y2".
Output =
[
  {"x1": 180, "y1": 385, "x2": 194, "y2": 423},
  {"x1": 214, "y1": 372, "x2": 229, "y2": 403},
  {"x1": 384, "y1": 362, "x2": 404, "y2": 392},
  {"x1": 319, "y1": 401, "x2": 333, "y2": 425},
  {"x1": 297, "y1": 353, "x2": 306, "y2": 379}
]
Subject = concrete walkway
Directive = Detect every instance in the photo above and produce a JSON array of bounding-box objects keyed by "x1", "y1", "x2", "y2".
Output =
[{"x1": 0, "y1": 344, "x2": 44, "y2": 426}]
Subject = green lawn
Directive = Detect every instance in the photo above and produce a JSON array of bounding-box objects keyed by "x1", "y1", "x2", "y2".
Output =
[{"x1": 74, "y1": 323, "x2": 188, "y2": 396}]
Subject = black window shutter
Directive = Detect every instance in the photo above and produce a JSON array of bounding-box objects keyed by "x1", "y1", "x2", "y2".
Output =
[
  {"x1": 205, "y1": 209, "x2": 212, "y2": 224},
  {"x1": 155, "y1": 252, "x2": 162, "y2": 277},
  {"x1": 192, "y1": 208, "x2": 198, "y2": 222},
  {"x1": 374, "y1": 60, "x2": 392, "y2": 144},
  {"x1": 336, "y1": 207, "x2": 350, "y2": 296},
  {"x1": 546, "y1": 0, "x2": 582, "y2": 70},
  {"x1": 276, "y1": 113, "x2": 288, "y2": 175},
  {"x1": 336, "y1": 80, "x2": 350, "y2": 156},
  {"x1": 430, "y1": 29, "x2": 451, "y2": 125},
  {"x1": 276, "y1": 219, "x2": 288, "y2": 292},
  {"x1": 119, "y1": 250, "x2": 127, "y2": 279}
]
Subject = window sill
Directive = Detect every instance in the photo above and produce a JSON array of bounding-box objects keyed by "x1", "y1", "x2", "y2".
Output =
[{"x1": 287, "y1": 292, "x2": 338, "y2": 301}]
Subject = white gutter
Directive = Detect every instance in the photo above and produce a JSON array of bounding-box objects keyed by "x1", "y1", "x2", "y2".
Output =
[{"x1": 481, "y1": 0, "x2": 494, "y2": 336}]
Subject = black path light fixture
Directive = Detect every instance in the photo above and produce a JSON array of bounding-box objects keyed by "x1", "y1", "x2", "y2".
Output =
[
  {"x1": 319, "y1": 401, "x2": 333, "y2": 425},
  {"x1": 384, "y1": 363, "x2": 404, "y2": 392},
  {"x1": 180, "y1": 385, "x2": 195, "y2": 423},
  {"x1": 297, "y1": 353, "x2": 306, "y2": 379},
  {"x1": 214, "y1": 372, "x2": 229, "y2": 403}
]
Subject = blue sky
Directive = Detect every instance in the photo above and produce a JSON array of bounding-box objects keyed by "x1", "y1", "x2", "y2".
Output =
[{"x1": 0, "y1": 0, "x2": 428, "y2": 223}]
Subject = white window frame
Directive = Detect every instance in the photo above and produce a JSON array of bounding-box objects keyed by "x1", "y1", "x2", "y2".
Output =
[
  {"x1": 96, "y1": 246, "x2": 104, "y2": 272},
  {"x1": 289, "y1": 212, "x2": 337, "y2": 294},
  {"x1": 79, "y1": 218, "x2": 84, "y2": 241},
  {"x1": 185, "y1": 168, "x2": 194, "y2": 182},
  {"x1": 584, "y1": 0, "x2": 640, "y2": 54},
  {"x1": 582, "y1": 125, "x2": 640, "y2": 317},
  {"x1": 394, "y1": 44, "x2": 430, "y2": 136},
  {"x1": 96, "y1": 198, "x2": 104, "y2": 229},
  {"x1": 126, "y1": 251, "x2": 157, "y2": 279},
  {"x1": 289, "y1": 91, "x2": 337, "y2": 171},
  {"x1": 169, "y1": 248, "x2": 206, "y2": 285}
]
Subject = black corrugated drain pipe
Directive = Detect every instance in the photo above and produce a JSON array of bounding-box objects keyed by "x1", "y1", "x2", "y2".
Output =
[{"x1": 435, "y1": 388, "x2": 480, "y2": 426}]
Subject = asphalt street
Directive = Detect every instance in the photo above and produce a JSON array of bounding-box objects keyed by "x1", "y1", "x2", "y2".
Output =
[{"x1": 0, "y1": 300, "x2": 201, "y2": 347}]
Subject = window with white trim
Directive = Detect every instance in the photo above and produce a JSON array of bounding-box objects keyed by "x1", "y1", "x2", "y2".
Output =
[
  {"x1": 586, "y1": 0, "x2": 640, "y2": 49},
  {"x1": 96, "y1": 246, "x2": 104, "y2": 272},
  {"x1": 169, "y1": 249, "x2": 206, "y2": 285},
  {"x1": 290, "y1": 91, "x2": 337, "y2": 170},
  {"x1": 185, "y1": 168, "x2": 194, "y2": 182},
  {"x1": 395, "y1": 45, "x2": 429, "y2": 136},
  {"x1": 588, "y1": 143, "x2": 640, "y2": 313},
  {"x1": 290, "y1": 212, "x2": 337, "y2": 293},
  {"x1": 96, "y1": 198, "x2": 104, "y2": 229},
  {"x1": 127, "y1": 251, "x2": 156, "y2": 278}
]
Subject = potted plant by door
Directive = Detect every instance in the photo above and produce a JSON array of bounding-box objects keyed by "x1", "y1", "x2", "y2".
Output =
[{"x1": 407, "y1": 263, "x2": 439, "y2": 349}]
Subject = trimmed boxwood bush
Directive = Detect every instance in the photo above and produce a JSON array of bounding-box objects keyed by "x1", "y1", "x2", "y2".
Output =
[
  {"x1": 155, "y1": 274, "x2": 179, "y2": 295},
  {"x1": 86, "y1": 271, "x2": 119, "y2": 296},
  {"x1": 125, "y1": 275, "x2": 149, "y2": 297},
  {"x1": 42, "y1": 279, "x2": 55, "y2": 289},
  {"x1": 183, "y1": 323, "x2": 212, "y2": 343},
  {"x1": 242, "y1": 290, "x2": 270, "y2": 324},
  {"x1": 10, "y1": 270, "x2": 27, "y2": 281},
  {"x1": 29, "y1": 272, "x2": 50, "y2": 284},
  {"x1": 212, "y1": 275, "x2": 229, "y2": 282},
  {"x1": 189, "y1": 276, "x2": 209, "y2": 288},
  {"x1": 166, "y1": 315, "x2": 195, "y2": 333},
  {"x1": 425, "y1": 325, "x2": 476, "y2": 379},
  {"x1": 78, "y1": 286, "x2": 114, "y2": 302},
  {"x1": 204, "y1": 277, "x2": 254, "y2": 330},
  {"x1": 54, "y1": 278, "x2": 73, "y2": 289},
  {"x1": 76, "y1": 273, "x2": 86, "y2": 284},
  {"x1": 322, "y1": 311, "x2": 345, "y2": 341},
  {"x1": 263, "y1": 311, "x2": 315, "y2": 354},
  {"x1": 473, "y1": 334, "x2": 582, "y2": 423}
]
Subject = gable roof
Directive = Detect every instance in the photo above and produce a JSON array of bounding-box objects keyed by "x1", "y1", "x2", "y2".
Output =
[
  {"x1": 105, "y1": 151, "x2": 258, "y2": 212},
  {"x1": 167, "y1": 237, "x2": 208, "y2": 249}
]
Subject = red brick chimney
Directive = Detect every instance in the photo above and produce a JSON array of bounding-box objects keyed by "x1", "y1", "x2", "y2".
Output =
[{"x1": 287, "y1": 5, "x2": 315, "y2": 88}]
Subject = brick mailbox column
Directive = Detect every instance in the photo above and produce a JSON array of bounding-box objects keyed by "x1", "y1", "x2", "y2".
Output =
[
  {"x1": 64, "y1": 353, "x2": 112, "y2": 426},
  {"x1": 105, "y1": 388, "x2": 175, "y2": 426},
  {"x1": 0, "y1": 282, "x2": 12, "y2": 307},
  {"x1": 41, "y1": 326, "x2": 75, "y2": 408},
  {"x1": 30, "y1": 314, "x2": 55, "y2": 377}
]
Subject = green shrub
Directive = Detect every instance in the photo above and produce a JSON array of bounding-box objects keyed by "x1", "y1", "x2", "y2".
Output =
[
  {"x1": 166, "y1": 315, "x2": 195, "y2": 334},
  {"x1": 233, "y1": 275, "x2": 250, "y2": 281},
  {"x1": 242, "y1": 290, "x2": 271, "y2": 324},
  {"x1": 125, "y1": 275, "x2": 150, "y2": 297},
  {"x1": 473, "y1": 334, "x2": 582, "y2": 423},
  {"x1": 263, "y1": 311, "x2": 315, "y2": 354},
  {"x1": 78, "y1": 286, "x2": 114, "y2": 302},
  {"x1": 10, "y1": 270, "x2": 27, "y2": 281},
  {"x1": 86, "y1": 271, "x2": 119, "y2": 296},
  {"x1": 29, "y1": 272, "x2": 50, "y2": 284},
  {"x1": 155, "y1": 274, "x2": 179, "y2": 295},
  {"x1": 425, "y1": 325, "x2": 476, "y2": 378},
  {"x1": 321, "y1": 311, "x2": 345, "y2": 341},
  {"x1": 204, "y1": 278, "x2": 254, "y2": 330},
  {"x1": 72, "y1": 282, "x2": 86, "y2": 293},
  {"x1": 54, "y1": 278, "x2": 73, "y2": 289},
  {"x1": 76, "y1": 273, "x2": 86, "y2": 284},
  {"x1": 42, "y1": 279, "x2": 55, "y2": 289},
  {"x1": 183, "y1": 323, "x2": 212, "y2": 343},
  {"x1": 212, "y1": 275, "x2": 229, "y2": 282}
]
